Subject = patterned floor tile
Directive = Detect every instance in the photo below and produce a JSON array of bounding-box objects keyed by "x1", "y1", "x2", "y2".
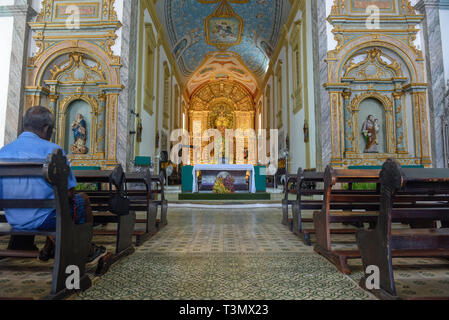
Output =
[{"x1": 76, "y1": 208, "x2": 373, "y2": 300}]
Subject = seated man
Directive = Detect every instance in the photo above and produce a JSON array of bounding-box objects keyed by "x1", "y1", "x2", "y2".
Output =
[{"x1": 0, "y1": 106, "x2": 106, "y2": 265}]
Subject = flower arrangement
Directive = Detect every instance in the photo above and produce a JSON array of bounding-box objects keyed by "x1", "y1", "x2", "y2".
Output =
[
  {"x1": 213, "y1": 175, "x2": 235, "y2": 194},
  {"x1": 222, "y1": 175, "x2": 235, "y2": 193}
]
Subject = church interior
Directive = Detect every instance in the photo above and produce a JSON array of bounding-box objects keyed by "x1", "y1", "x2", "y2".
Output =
[{"x1": 0, "y1": 0, "x2": 449, "y2": 302}]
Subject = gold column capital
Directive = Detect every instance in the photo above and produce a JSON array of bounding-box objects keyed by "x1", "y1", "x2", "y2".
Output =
[
  {"x1": 48, "y1": 94, "x2": 59, "y2": 103},
  {"x1": 392, "y1": 91, "x2": 404, "y2": 99},
  {"x1": 98, "y1": 93, "x2": 107, "y2": 102},
  {"x1": 341, "y1": 91, "x2": 352, "y2": 99}
]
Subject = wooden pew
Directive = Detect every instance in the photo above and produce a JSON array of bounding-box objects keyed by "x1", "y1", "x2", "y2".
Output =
[
  {"x1": 0, "y1": 149, "x2": 92, "y2": 299},
  {"x1": 127, "y1": 171, "x2": 168, "y2": 229},
  {"x1": 125, "y1": 170, "x2": 166, "y2": 245},
  {"x1": 291, "y1": 168, "x2": 325, "y2": 244},
  {"x1": 74, "y1": 166, "x2": 135, "y2": 268},
  {"x1": 313, "y1": 166, "x2": 381, "y2": 273},
  {"x1": 281, "y1": 173, "x2": 298, "y2": 228},
  {"x1": 282, "y1": 168, "x2": 320, "y2": 228},
  {"x1": 356, "y1": 159, "x2": 449, "y2": 299},
  {"x1": 284, "y1": 167, "x2": 374, "y2": 246},
  {"x1": 149, "y1": 172, "x2": 168, "y2": 228}
]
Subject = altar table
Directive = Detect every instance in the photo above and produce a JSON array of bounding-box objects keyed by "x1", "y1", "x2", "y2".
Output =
[{"x1": 192, "y1": 164, "x2": 256, "y2": 193}]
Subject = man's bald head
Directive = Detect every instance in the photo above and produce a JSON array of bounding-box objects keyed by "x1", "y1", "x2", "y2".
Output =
[{"x1": 22, "y1": 106, "x2": 55, "y2": 140}]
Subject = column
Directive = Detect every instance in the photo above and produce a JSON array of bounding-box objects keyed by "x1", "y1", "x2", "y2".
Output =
[
  {"x1": 117, "y1": 0, "x2": 138, "y2": 169},
  {"x1": 3, "y1": 0, "x2": 36, "y2": 144},
  {"x1": 311, "y1": 0, "x2": 331, "y2": 169},
  {"x1": 342, "y1": 90, "x2": 354, "y2": 153},
  {"x1": 409, "y1": 87, "x2": 432, "y2": 165},
  {"x1": 328, "y1": 90, "x2": 343, "y2": 166},
  {"x1": 392, "y1": 91, "x2": 406, "y2": 153},
  {"x1": 48, "y1": 94, "x2": 58, "y2": 142},
  {"x1": 96, "y1": 93, "x2": 106, "y2": 155},
  {"x1": 416, "y1": 0, "x2": 446, "y2": 167}
]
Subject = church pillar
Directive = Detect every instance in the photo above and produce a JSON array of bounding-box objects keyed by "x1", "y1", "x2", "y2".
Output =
[
  {"x1": 328, "y1": 89, "x2": 344, "y2": 166},
  {"x1": 311, "y1": 0, "x2": 330, "y2": 169},
  {"x1": 48, "y1": 94, "x2": 58, "y2": 142},
  {"x1": 416, "y1": 0, "x2": 446, "y2": 167},
  {"x1": 392, "y1": 91, "x2": 406, "y2": 153},
  {"x1": 96, "y1": 93, "x2": 106, "y2": 155},
  {"x1": 407, "y1": 85, "x2": 432, "y2": 166},
  {"x1": 48, "y1": 94, "x2": 58, "y2": 116},
  {"x1": 3, "y1": 0, "x2": 36, "y2": 144},
  {"x1": 342, "y1": 90, "x2": 354, "y2": 154},
  {"x1": 117, "y1": 0, "x2": 139, "y2": 169},
  {"x1": 105, "y1": 91, "x2": 120, "y2": 162}
]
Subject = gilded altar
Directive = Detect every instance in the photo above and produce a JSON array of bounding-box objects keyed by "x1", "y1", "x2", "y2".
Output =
[
  {"x1": 25, "y1": 0, "x2": 122, "y2": 169},
  {"x1": 188, "y1": 80, "x2": 256, "y2": 164},
  {"x1": 325, "y1": 0, "x2": 431, "y2": 168}
]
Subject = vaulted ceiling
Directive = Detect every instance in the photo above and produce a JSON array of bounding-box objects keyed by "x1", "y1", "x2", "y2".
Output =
[{"x1": 155, "y1": 0, "x2": 292, "y2": 88}]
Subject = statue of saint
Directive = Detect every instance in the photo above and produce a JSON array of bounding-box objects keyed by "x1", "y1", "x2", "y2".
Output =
[
  {"x1": 215, "y1": 110, "x2": 230, "y2": 135},
  {"x1": 136, "y1": 118, "x2": 143, "y2": 143},
  {"x1": 361, "y1": 115, "x2": 380, "y2": 153},
  {"x1": 214, "y1": 109, "x2": 231, "y2": 163},
  {"x1": 70, "y1": 113, "x2": 88, "y2": 154}
]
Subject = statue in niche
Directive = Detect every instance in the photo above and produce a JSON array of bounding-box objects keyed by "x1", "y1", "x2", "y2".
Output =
[
  {"x1": 215, "y1": 109, "x2": 231, "y2": 135},
  {"x1": 361, "y1": 115, "x2": 380, "y2": 153},
  {"x1": 70, "y1": 113, "x2": 88, "y2": 154},
  {"x1": 213, "y1": 109, "x2": 232, "y2": 163}
]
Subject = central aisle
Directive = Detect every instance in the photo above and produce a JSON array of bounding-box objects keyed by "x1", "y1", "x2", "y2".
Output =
[{"x1": 76, "y1": 208, "x2": 374, "y2": 300}]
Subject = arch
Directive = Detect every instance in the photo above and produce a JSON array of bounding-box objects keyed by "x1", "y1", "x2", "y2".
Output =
[
  {"x1": 329, "y1": 34, "x2": 424, "y2": 84},
  {"x1": 351, "y1": 92, "x2": 393, "y2": 112},
  {"x1": 189, "y1": 80, "x2": 255, "y2": 112},
  {"x1": 28, "y1": 40, "x2": 121, "y2": 88}
]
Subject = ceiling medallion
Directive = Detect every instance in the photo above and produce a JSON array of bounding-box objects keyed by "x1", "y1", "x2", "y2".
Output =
[{"x1": 202, "y1": 0, "x2": 247, "y2": 51}]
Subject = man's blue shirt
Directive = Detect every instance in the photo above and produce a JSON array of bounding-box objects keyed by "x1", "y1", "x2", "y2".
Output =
[{"x1": 0, "y1": 132, "x2": 77, "y2": 230}]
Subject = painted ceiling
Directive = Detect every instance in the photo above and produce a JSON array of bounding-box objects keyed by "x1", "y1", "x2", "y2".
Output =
[{"x1": 155, "y1": 0, "x2": 292, "y2": 83}]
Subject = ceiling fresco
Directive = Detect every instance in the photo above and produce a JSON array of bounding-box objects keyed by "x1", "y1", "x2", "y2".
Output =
[{"x1": 155, "y1": 0, "x2": 292, "y2": 81}]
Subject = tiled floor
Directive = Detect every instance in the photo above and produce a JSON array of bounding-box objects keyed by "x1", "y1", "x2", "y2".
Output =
[
  {"x1": 2, "y1": 206, "x2": 448, "y2": 300},
  {"x1": 75, "y1": 207, "x2": 374, "y2": 300}
]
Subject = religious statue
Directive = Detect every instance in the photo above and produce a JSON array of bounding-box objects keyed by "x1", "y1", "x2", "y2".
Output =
[
  {"x1": 70, "y1": 113, "x2": 88, "y2": 154},
  {"x1": 361, "y1": 115, "x2": 380, "y2": 153},
  {"x1": 214, "y1": 109, "x2": 231, "y2": 163},
  {"x1": 215, "y1": 110, "x2": 230, "y2": 135},
  {"x1": 303, "y1": 121, "x2": 309, "y2": 143},
  {"x1": 136, "y1": 118, "x2": 143, "y2": 143}
]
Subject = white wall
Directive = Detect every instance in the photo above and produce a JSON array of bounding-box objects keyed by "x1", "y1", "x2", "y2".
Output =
[
  {"x1": 325, "y1": 0, "x2": 337, "y2": 51},
  {"x1": 138, "y1": 8, "x2": 157, "y2": 157},
  {"x1": 287, "y1": 2, "x2": 316, "y2": 173},
  {"x1": 0, "y1": 0, "x2": 15, "y2": 5},
  {"x1": 112, "y1": 0, "x2": 123, "y2": 56},
  {"x1": 137, "y1": 7, "x2": 179, "y2": 161},
  {"x1": 0, "y1": 17, "x2": 14, "y2": 147}
]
